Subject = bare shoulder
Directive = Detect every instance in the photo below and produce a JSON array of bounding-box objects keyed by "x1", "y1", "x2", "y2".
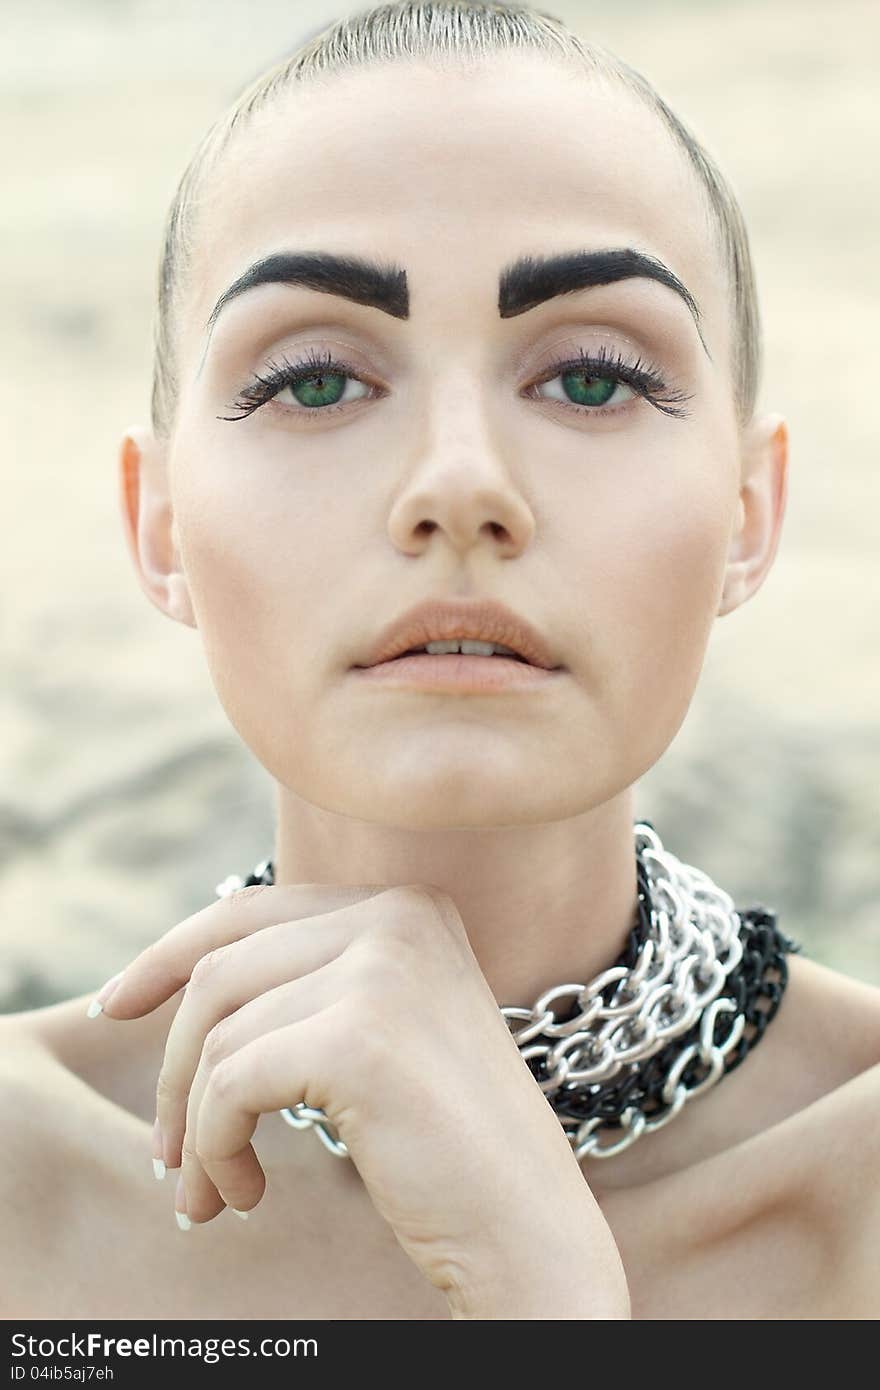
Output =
[
  {"x1": 777, "y1": 954, "x2": 880, "y2": 1313},
  {"x1": 0, "y1": 998, "x2": 152, "y2": 1151},
  {"x1": 0, "y1": 1011, "x2": 70, "y2": 1309},
  {"x1": 0, "y1": 1003, "x2": 146, "y2": 1316},
  {"x1": 808, "y1": 1057, "x2": 880, "y2": 1316},
  {"x1": 0, "y1": 1008, "x2": 91, "y2": 1191},
  {"x1": 0, "y1": 1008, "x2": 61, "y2": 1153},
  {"x1": 779, "y1": 951, "x2": 880, "y2": 1144},
  {"x1": 786, "y1": 948, "x2": 880, "y2": 1046},
  {"x1": 0, "y1": 999, "x2": 143, "y2": 1200}
]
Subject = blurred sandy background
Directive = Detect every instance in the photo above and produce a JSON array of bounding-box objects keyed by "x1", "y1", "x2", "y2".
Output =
[{"x1": 1, "y1": 0, "x2": 878, "y2": 1012}]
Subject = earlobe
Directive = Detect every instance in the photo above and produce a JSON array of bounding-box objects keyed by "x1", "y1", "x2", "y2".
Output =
[
  {"x1": 117, "y1": 425, "x2": 196, "y2": 628},
  {"x1": 717, "y1": 413, "x2": 789, "y2": 619},
  {"x1": 166, "y1": 570, "x2": 196, "y2": 626}
]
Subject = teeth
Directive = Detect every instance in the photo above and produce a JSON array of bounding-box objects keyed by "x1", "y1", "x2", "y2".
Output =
[{"x1": 422, "y1": 640, "x2": 521, "y2": 658}]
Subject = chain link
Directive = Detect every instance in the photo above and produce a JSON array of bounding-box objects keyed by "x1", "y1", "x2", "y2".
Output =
[{"x1": 565, "y1": 996, "x2": 746, "y2": 1159}]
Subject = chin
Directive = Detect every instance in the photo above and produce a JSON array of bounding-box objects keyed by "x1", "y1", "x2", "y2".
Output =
[{"x1": 306, "y1": 771, "x2": 601, "y2": 831}]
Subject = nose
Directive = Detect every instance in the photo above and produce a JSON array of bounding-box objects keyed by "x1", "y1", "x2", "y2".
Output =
[{"x1": 386, "y1": 387, "x2": 536, "y2": 559}]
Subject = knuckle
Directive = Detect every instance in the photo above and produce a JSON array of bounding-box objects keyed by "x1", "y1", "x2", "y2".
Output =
[
  {"x1": 224, "y1": 883, "x2": 271, "y2": 909},
  {"x1": 203, "y1": 1017, "x2": 232, "y2": 1066},
  {"x1": 389, "y1": 882, "x2": 437, "y2": 908},
  {"x1": 403, "y1": 883, "x2": 466, "y2": 942},
  {"x1": 180, "y1": 1136, "x2": 200, "y2": 1166},
  {"x1": 410, "y1": 882, "x2": 461, "y2": 923},
  {"x1": 155, "y1": 1070, "x2": 181, "y2": 1104},
  {"x1": 190, "y1": 948, "x2": 226, "y2": 989},
  {"x1": 373, "y1": 883, "x2": 463, "y2": 949},
  {"x1": 349, "y1": 944, "x2": 406, "y2": 996},
  {"x1": 207, "y1": 1055, "x2": 239, "y2": 1102},
  {"x1": 375, "y1": 885, "x2": 436, "y2": 942}
]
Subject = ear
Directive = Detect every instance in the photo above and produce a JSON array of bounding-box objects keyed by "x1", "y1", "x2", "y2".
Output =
[
  {"x1": 717, "y1": 412, "x2": 789, "y2": 618},
  {"x1": 117, "y1": 425, "x2": 196, "y2": 627}
]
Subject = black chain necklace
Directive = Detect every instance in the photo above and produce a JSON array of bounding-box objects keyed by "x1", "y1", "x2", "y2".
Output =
[{"x1": 545, "y1": 841, "x2": 801, "y2": 1134}]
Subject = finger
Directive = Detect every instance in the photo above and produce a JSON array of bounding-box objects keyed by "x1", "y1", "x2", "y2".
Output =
[
  {"x1": 98, "y1": 883, "x2": 385, "y2": 1020},
  {"x1": 193, "y1": 1010, "x2": 344, "y2": 1216},
  {"x1": 178, "y1": 1120, "x2": 230, "y2": 1225},
  {"x1": 176, "y1": 972, "x2": 345, "y2": 1222},
  {"x1": 161, "y1": 954, "x2": 347, "y2": 1172}
]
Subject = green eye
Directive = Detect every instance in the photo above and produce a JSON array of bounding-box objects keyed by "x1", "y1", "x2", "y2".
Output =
[
  {"x1": 533, "y1": 366, "x2": 635, "y2": 412},
  {"x1": 220, "y1": 348, "x2": 374, "y2": 422},
  {"x1": 285, "y1": 369, "x2": 349, "y2": 409},
  {"x1": 529, "y1": 345, "x2": 693, "y2": 420},
  {"x1": 558, "y1": 371, "x2": 627, "y2": 409}
]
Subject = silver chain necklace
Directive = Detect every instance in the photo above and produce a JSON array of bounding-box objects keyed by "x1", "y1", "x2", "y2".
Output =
[{"x1": 215, "y1": 821, "x2": 794, "y2": 1163}]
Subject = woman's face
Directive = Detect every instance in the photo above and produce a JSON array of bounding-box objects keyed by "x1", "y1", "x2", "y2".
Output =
[{"x1": 164, "y1": 53, "x2": 745, "y2": 830}]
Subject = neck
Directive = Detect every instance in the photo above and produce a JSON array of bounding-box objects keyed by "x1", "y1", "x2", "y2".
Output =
[{"x1": 272, "y1": 784, "x2": 639, "y2": 1011}]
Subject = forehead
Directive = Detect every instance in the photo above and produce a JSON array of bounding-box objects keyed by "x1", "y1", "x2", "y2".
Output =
[{"x1": 190, "y1": 52, "x2": 724, "y2": 346}]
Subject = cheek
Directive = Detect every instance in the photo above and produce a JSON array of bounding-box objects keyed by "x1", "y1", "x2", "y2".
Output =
[
  {"x1": 565, "y1": 453, "x2": 734, "y2": 745},
  {"x1": 631, "y1": 494, "x2": 729, "y2": 710},
  {"x1": 170, "y1": 440, "x2": 369, "y2": 787},
  {"x1": 611, "y1": 518, "x2": 726, "y2": 799},
  {"x1": 171, "y1": 467, "x2": 319, "y2": 722}
]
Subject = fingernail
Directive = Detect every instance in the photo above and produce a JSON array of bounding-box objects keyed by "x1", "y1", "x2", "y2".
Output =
[
  {"x1": 231, "y1": 1209, "x2": 249, "y2": 1220},
  {"x1": 152, "y1": 1118, "x2": 166, "y2": 1180},
  {"x1": 174, "y1": 1175, "x2": 190, "y2": 1230},
  {"x1": 86, "y1": 971, "x2": 124, "y2": 1019}
]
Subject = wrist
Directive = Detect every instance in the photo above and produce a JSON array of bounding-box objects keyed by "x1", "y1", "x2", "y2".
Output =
[
  {"x1": 447, "y1": 1280, "x2": 631, "y2": 1320},
  {"x1": 442, "y1": 1188, "x2": 631, "y2": 1320},
  {"x1": 446, "y1": 1261, "x2": 631, "y2": 1320}
]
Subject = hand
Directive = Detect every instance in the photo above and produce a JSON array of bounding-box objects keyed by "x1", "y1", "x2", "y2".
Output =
[{"x1": 94, "y1": 881, "x2": 629, "y2": 1316}]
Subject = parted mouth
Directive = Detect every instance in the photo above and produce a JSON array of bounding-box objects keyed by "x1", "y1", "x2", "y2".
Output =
[
  {"x1": 392, "y1": 639, "x2": 531, "y2": 662},
  {"x1": 353, "y1": 598, "x2": 564, "y2": 671}
]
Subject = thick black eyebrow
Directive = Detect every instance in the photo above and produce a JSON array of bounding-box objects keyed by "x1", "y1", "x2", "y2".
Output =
[
  {"x1": 201, "y1": 244, "x2": 709, "y2": 360},
  {"x1": 205, "y1": 251, "x2": 410, "y2": 334},
  {"x1": 499, "y1": 247, "x2": 710, "y2": 356}
]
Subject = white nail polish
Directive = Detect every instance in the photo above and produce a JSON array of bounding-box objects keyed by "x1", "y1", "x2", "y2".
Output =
[
  {"x1": 175, "y1": 1210, "x2": 191, "y2": 1231},
  {"x1": 153, "y1": 1158, "x2": 166, "y2": 1180},
  {"x1": 231, "y1": 1208, "x2": 249, "y2": 1220},
  {"x1": 86, "y1": 971, "x2": 124, "y2": 1019}
]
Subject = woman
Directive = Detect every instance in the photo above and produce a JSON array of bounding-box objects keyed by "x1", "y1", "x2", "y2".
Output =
[{"x1": 4, "y1": 1, "x2": 879, "y2": 1320}]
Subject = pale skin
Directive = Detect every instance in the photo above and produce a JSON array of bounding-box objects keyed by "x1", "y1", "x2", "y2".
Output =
[{"x1": 4, "y1": 52, "x2": 880, "y2": 1320}]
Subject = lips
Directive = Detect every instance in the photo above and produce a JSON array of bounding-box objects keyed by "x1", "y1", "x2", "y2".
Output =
[{"x1": 355, "y1": 598, "x2": 562, "y2": 671}]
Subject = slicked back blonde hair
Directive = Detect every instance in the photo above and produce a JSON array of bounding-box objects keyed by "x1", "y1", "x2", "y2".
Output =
[{"x1": 150, "y1": 0, "x2": 762, "y2": 442}]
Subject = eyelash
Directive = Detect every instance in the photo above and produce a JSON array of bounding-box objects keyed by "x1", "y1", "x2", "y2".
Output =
[{"x1": 217, "y1": 342, "x2": 694, "y2": 423}]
